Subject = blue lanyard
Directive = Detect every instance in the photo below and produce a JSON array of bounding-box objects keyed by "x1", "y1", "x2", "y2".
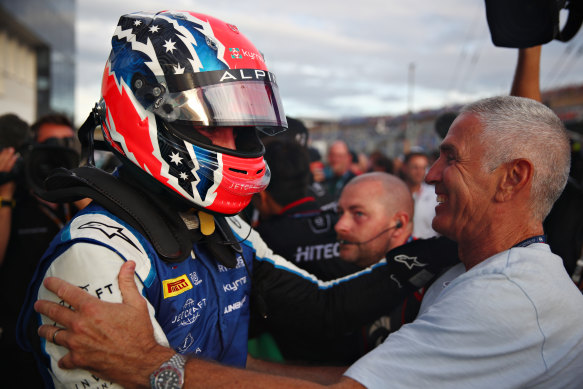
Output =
[{"x1": 513, "y1": 235, "x2": 546, "y2": 248}]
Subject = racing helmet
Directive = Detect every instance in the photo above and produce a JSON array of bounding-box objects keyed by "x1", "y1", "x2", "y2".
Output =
[{"x1": 99, "y1": 10, "x2": 287, "y2": 215}]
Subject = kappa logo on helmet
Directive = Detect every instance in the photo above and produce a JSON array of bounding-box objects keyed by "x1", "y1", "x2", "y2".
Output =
[{"x1": 393, "y1": 254, "x2": 426, "y2": 270}]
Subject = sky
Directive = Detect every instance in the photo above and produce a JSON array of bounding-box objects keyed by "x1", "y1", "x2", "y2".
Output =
[{"x1": 74, "y1": 0, "x2": 583, "y2": 125}]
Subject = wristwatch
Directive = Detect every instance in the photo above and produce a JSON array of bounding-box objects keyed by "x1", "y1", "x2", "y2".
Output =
[{"x1": 150, "y1": 353, "x2": 188, "y2": 389}]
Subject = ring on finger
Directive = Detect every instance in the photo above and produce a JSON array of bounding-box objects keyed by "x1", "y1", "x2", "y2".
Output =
[{"x1": 52, "y1": 328, "x2": 65, "y2": 346}]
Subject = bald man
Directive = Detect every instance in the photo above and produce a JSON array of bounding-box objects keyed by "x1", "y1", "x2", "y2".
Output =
[
  {"x1": 335, "y1": 172, "x2": 414, "y2": 268},
  {"x1": 263, "y1": 172, "x2": 420, "y2": 364}
]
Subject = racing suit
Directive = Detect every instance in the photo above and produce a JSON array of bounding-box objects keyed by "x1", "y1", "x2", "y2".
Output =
[
  {"x1": 18, "y1": 203, "x2": 255, "y2": 388},
  {"x1": 18, "y1": 202, "x2": 459, "y2": 388}
]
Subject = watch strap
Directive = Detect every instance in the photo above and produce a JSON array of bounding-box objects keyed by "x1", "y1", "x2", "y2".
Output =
[{"x1": 150, "y1": 353, "x2": 187, "y2": 389}]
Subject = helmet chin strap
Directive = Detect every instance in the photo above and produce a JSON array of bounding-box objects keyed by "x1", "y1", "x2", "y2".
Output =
[{"x1": 78, "y1": 103, "x2": 107, "y2": 167}]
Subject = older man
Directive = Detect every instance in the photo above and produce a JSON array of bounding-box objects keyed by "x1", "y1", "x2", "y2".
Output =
[{"x1": 35, "y1": 96, "x2": 583, "y2": 388}]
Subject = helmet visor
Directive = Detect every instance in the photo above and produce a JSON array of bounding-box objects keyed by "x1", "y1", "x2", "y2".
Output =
[{"x1": 147, "y1": 70, "x2": 287, "y2": 135}]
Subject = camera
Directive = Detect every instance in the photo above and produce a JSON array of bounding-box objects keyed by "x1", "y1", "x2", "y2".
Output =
[
  {"x1": 485, "y1": 0, "x2": 583, "y2": 48},
  {"x1": 0, "y1": 139, "x2": 80, "y2": 194},
  {"x1": 23, "y1": 138, "x2": 80, "y2": 195}
]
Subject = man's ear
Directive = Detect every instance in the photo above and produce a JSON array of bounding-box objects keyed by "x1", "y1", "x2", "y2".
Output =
[
  {"x1": 392, "y1": 211, "x2": 411, "y2": 236},
  {"x1": 495, "y1": 158, "x2": 534, "y2": 202}
]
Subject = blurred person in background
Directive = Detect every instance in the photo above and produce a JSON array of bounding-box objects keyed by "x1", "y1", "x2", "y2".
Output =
[
  {"x1": 402, "y1": 151, "x2": 439, "y2": 238},
  {"x1": 0, "y1": 113, "x2": 30, "y2": 265},
  {"x1": 0, "y1": 112, "x2": 86, "y2": 387},
  {"x1": 322, "y1": 140, "x2": 357, "y2": 200},
  {"x1": 367, "y1": 150, "x2": 394, "y2": 174}
]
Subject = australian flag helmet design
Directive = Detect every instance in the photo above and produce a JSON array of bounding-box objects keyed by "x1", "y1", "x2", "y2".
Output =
[{"x1": 99, "y1": 10, "x2": 287, "y2": 215}]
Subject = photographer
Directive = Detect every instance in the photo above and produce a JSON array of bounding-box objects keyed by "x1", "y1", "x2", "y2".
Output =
[
  {"x1": 0, "y1": 113, "x2": 31, "y2": 265},
  {"x1": 0, "y1": 113, "x2": 89, "y2": 388}
]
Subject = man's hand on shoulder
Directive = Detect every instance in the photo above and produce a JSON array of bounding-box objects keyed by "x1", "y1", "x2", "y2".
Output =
[{"x1": 35, "y1": 260, "x2": 174, "y2": 388}]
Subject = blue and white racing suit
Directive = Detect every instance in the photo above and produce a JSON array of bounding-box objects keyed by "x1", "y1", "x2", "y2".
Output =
[
  {"x1": 19, "y1": 203, "x2": 257, "y2": 389},
  {"x1": 18, "y1": 203, "x2": 458, "y2": 389}
]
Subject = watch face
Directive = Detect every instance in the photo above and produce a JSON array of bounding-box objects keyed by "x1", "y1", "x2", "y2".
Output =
[{"x1": 154, "y1": 367, "x2": 182, "y2": 389}]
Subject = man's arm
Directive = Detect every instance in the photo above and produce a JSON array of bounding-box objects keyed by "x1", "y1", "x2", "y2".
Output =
[
  {"x1": 250, "y1": 232, "x2": 459, "y2": 336},
  {"x1": 36, "y1": 261, "x2": 365, "y2": 389},
  {"x1": 36, "y1": 260, "x2": 173, "y2": 388},
  {"x1": 226, "y1": 215, "x2": 458, "y2": 338},
  {"x1": 179, "y1": 359, "x2": 362, "y2": 389},
  {"x1": 246, "y1": 354, "x2": 348, "y2": 385},
  {"x1": 510, "y1": 45, "x2": 542, "y2": 102}
]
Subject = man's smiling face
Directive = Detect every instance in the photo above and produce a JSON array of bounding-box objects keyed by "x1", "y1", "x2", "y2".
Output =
[{"x1": 425, "y1": 112, "x2": 501, "y2": 243}]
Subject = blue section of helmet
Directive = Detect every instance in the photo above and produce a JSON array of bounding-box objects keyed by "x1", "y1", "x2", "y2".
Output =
[
  {"x1": 191, "y1": 144, "x2": 219, "y2": 202},
  {"x1": 109, "y1": 36, "x2": 154, "y2": 89},
  {"x1": 109, "y1": 13, "x2": 229, "y2": 91},
  {"x1": 173, "y1": 18, "x2": 228, "y2": 72}
]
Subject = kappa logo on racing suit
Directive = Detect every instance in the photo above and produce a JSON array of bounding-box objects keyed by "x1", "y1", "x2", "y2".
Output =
[
  {"x1": 78, "y1": 221, "x2": 141, "y2": 252},
  {"x1": 163, "y1": 275, "x2": 194, "y2": 299},
  {"x1": 393, "y1": 254, "x2": 426, "y2": 270},
  {"x1": 171, "y1": 298, "x2": 207, "y2": 326}
]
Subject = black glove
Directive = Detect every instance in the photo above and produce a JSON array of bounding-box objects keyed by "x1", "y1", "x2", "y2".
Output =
[{"x1": 384, "y1": 236, "x2": 459, "y2": 291}]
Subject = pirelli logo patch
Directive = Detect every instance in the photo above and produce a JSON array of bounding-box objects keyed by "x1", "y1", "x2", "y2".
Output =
[{"x1": 162, "y1": 275, "x2": 193, "y2": 299}]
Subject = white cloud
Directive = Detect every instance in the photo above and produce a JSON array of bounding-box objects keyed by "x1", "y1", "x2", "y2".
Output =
[{"x1": 74, "y1": 0, "x2": 583, "y2": 125}]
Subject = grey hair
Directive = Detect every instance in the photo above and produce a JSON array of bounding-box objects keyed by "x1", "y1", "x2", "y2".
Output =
[{"x1": 461, "y1": 96, "x2": 570, "y2": 221}]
